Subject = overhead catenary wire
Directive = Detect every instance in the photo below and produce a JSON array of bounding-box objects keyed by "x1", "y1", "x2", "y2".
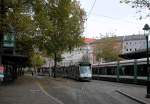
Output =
[
  {"x1": 87, "y1": 0, "x2": 97, "y2": 18},
  {"x1": 84, "y1": 0, "x2": 97, "y2": 36},
  {"x1": 91, "y1": 13, "x2": 144, "y2": 25},
  {"x1": 83, "y1": 0, "x2": 144, "y2": 37},
  {"x1": 85, "y1": 0, "x2": 145, "y2": 25}
]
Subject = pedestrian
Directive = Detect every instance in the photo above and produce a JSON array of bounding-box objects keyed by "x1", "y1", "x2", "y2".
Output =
[{"x1": 31, "y1": 71, "x2": 33, "y2": 76}]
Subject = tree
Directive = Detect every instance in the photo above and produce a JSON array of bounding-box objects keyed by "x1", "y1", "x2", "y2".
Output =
[
  {"x1": 0, "y1": 0, "x2": 37, "y2": 57},
  {"x1": 30, "y1": 53, "x2": 45, "y2": 74},
  {"x1": 95, "y1": 37, "x2": 122, "y2": 62},
  {"x1": 120, "y1": 0, "x2": 150, "y2": 9},
  {"x1": 0, "y1": 0, "x2": 86, "y2": 70},
  {"x1": 43, "y1": 0, "x2": 86, "y2": 77},
  {"x1": 0, "y1": 0, "x2": 35, "y2": 64},
  {"x1": 81, "y1": 54, "x2": 90, "y2": 63},
  {"x1": 120, "y1": 0, "x2": 150, "y2": 19},
  {"x1": 0, "y1": 0, "x2": 52, "y2": 61}
]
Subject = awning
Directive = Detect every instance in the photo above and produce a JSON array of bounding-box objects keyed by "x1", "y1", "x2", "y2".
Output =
[
  {"x1": 2, "y1": 54, "x2": 28, "y2": 67},
  {"x1": 119, "y1": 49, "x2": 150, "y2": 59}
]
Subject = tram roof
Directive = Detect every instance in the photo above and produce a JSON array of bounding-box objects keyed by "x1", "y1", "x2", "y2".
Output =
[{"x1": 119, "y1": 49, "x2": 150, "y2": 59}]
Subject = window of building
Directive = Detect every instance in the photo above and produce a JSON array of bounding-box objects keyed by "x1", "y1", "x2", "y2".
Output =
[
  {"x1": 126, "y1": 42, "x2": 128, "y2": 45},
  {"x1": 130, "y1": 49, "x2": 132, "y2": 51},
  {"x1": 135, "y1": 48, "x2": 136, "y2": 51},
  {"x1": 126, "y1": 49, "x2": 128, "y2": 51}
]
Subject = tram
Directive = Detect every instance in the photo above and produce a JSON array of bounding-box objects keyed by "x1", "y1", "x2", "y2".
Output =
[
  {"x1": 92, "y1": 58, "x2": 147, "y2": 77},
  {"x1": 56, "y1": 62, "x2": 92, "y2": 81}
]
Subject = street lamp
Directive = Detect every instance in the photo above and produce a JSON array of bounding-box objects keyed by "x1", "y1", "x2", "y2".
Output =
[{"x1": 143, "y1": 24, "x2": 150, "y2": 98}]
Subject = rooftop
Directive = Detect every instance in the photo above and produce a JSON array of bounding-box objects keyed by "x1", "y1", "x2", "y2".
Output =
[
  {"x1": 122, "y1": 34, "x2": 145, "y2": 41},
  {"x1": 84, "y1": 38, "x2": 96, "y2": 44}
]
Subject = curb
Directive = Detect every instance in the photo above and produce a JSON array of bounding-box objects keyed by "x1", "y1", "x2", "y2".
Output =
[{"x1": 116, "y1": 90, "x2": 148, "y2": 104}]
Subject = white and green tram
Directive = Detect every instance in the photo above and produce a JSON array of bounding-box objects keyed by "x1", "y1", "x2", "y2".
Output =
[{"x1": 56, "y1": 62, "x2": 92, "y2": 81}]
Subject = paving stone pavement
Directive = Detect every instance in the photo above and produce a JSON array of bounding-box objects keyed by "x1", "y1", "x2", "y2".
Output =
[
  {"x1": 0, "y1": 75, "x2": 61, "y2": 104},
  {"x1": 0, "y1": 75, "x2": 150, "y2": 104}
]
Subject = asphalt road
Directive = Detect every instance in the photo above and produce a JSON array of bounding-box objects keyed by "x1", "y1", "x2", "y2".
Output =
[{"x1": 38, "y1": 77, "x2": 140, "y2": 104}]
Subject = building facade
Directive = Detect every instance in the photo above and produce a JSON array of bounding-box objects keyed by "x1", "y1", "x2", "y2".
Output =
[
  {"x1": 91, "y1": 36, "x2": 123, "y2": 64},
  {"x1": 60, "y1": 38, "x2": 96, "y2": 65},
  {"x1": 122, "y1": 35, "x2": 146, "y2": 54},
  {"x1": 58, "y1": 35, "x2": 149, "y2": 66}
]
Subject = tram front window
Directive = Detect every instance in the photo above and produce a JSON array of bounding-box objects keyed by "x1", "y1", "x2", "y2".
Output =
[{"x1": 80, "y1": 66, "x2": 91, "y2": 74}]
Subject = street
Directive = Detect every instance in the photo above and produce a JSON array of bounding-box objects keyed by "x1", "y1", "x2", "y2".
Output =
[
  {"x1": 0, "y1": 76, "x2": 146, "y2": 104},
  {"x1": 1, "y1": 1, "x2": 150, "y2": 104},
  {"x1": 38, "y1": 77, "x2": 141, "y2": 104},
  {"x1": 0, "y1": 75, "x2": 147, "y2": 104}
]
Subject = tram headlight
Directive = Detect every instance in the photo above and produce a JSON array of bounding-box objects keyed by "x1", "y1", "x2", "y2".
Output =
[{"x1": 80, "y1": 73, "x2": 92, "y2": 77}]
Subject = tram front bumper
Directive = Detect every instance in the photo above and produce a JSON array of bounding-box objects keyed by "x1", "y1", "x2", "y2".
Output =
[{"x1": 79, "y1": 77, "x2": 92, "y2": 81}]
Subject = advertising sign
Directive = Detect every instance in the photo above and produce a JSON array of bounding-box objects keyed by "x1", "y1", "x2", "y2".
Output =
[
  {"x1": 0, "y1": 66, "x2": 4, "y2": 73},
  {"x1": 3, "y1": 33, "x2": 15, "y2": 47},
  {"x1": 0, "y1": 66, "x2": 5, "y2": 80}
]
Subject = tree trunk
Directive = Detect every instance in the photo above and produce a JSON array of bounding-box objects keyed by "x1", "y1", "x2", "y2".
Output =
[
  {"x1": 34, "y1": 66, "x2": 37, "y2": 75},
  {"x1": 53, "y1": 52, "x2": 57, "y2": 78}
]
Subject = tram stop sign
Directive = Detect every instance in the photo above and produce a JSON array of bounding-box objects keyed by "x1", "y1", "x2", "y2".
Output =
[{"x1": 3, "y1": 33, "x2": 15, "y2": 48}]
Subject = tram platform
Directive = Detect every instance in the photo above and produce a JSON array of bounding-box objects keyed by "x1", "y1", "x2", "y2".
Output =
[
  {"x1": 116, "y1": 85, "x2": 150, "y2": 104},
  {"x1": 93, "y1": 75, "x2": 147, "y2": 85},
  {"x1": 93, "y1": 75, "x2": 150, "y2": 103}
]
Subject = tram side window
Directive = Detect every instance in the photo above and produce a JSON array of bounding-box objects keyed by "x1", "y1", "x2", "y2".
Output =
[
  {"x1": 93, "y1": 68, "x2": 97, "y2": 74},
  {"x1": 107, "y1": 67, "x2": 115, "y2": 75},
  {"x1": 92, "y1": 68, "x2": 94, "y2": 74},
  {"x1": 97, "y1": 69, "x2": 100, "y2": 74},
  {"x1": 138, "y1": 65, "x2": 146, "y2": 76},
  {"x1": 97, "y1": 67, "x2": 102, "y2": 75},
  {"x1": 95, "y1": 68, "x2": 98, "y2": 74},
  {"x1": 96, "y1": 69, "x2": 98, "y2": 74},
  {"x1": 93, "y1": 69, "x2": 95, "y2": 74},
  {"x1": 102, "y1": 67, "x2": 106, "y2": 75},
  {"x1": 121, "y1": 67, "x2": 125, "y2": 75},
  {"x1": 124, "y1": 65, "x2": 134, "y2": 76}
]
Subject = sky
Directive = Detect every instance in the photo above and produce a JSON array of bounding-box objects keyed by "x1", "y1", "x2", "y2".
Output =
[{"x1": 79, "y1": 0, "x2": 150, "y2": 38}]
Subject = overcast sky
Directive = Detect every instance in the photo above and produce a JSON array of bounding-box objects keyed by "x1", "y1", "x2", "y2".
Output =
[{"x1": 79, "y1": 0, "x2": 149, "y2": 38}]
